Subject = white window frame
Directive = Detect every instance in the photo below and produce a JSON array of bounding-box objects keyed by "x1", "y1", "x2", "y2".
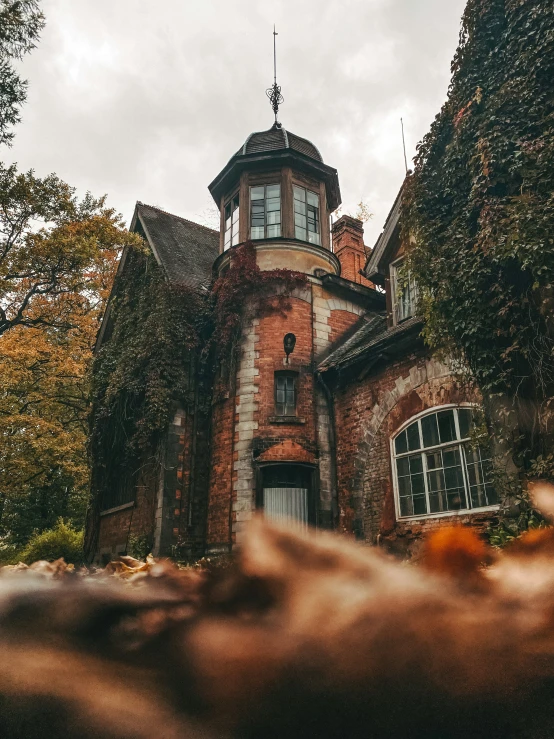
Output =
[
  {"x1": 250, "y1": 184, "x2": 281, "y2": 240},
  {"x1": 293, "y1": 184, "x2": 321, "y2": 245},
  {"x1": 390, "y1": 257, "x2": 417, "y2": 325},
  {"x1": 223, "y1": 192, "x2": 240, "y2": 251},
  {"x1": 390, "y1": 404, "x2": 499, "y2": 521}
]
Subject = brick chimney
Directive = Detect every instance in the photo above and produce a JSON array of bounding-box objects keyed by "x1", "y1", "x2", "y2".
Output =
[{"x1": 331, "y1": 215, "x2": 374, "y2": 288}]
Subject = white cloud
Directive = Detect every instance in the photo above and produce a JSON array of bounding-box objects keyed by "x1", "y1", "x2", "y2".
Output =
[{"x1": 5, "y1": 0, "x2": 466, "y2": 246}]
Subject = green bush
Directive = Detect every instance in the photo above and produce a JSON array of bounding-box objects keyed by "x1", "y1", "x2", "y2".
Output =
[{"x1": 20, "y1": 519, "x2": 84, "y2": 565}]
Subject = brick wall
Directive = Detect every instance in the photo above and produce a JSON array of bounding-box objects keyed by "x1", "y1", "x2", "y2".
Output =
[
  {"x1": 331, "y1": 215, "x2": 375, "y2": 288},
  {"x1": 332, "y1": 352, "x2": 499, "y2": 558},
  {"x1": 206, "y1": 281, "x2": 370, "y2": 551},
  {"x1": 96, "y1": 462, "x2": 158, "y2": 564}
]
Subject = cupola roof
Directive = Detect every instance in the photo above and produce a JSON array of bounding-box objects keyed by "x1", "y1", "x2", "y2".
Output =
[
  {"x1": 209, "y1": 122, "x2": 341, "y2": 211},
  {"x1": 236, "y1": 123, "x2": 323, "y2": 162}
]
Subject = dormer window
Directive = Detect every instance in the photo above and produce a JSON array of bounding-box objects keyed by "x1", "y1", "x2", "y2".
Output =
[
  {"x1": 250, "y1": 184, "x2": 281, "y2": 239},
  {"x1": 390, "y1": 257, "x2": 418, "y2": 325},
  {"x1": 293, "y1": 185, "x2": 321, "y2": 245},
  {"x1": 224, "y1": 193, "x2": 240, "y2": 250}
]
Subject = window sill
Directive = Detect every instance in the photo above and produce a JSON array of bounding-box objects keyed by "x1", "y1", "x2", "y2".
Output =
[
  {"x1": 100, "y1": 501, "x2": 135, "y2": 517},
  {"x1": 396, "y1": 504, "x2": 499, "y2": 523},
  {"x1": 268, "y1": 416, "x2": 306, "y2": 425}
]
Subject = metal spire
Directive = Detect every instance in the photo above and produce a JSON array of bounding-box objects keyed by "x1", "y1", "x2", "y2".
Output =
[{"x1": 266, "y1": 25, "x2": 284, "y2": 125}]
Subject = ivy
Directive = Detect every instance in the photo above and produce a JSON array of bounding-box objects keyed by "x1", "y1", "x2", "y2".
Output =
[
  {"x1": 86, "y1": 240, "x2": 306, "y2": 557},
  {"x1": 211, "y1": 240, "x2": 307, "y2": 359},
  {"x1": 403, "y1": 0, "x2": 554, "y2": 477},
  {"x1": 88, "y1": 245, "x2": 211, "y2": 540}
]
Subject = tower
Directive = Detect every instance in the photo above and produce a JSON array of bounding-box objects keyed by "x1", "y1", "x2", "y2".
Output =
[{"x1": 205, "y1": 122, "x2": 383, "y2": 552}]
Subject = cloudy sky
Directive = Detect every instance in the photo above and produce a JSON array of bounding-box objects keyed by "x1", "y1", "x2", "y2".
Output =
[{"x1": 6, "y1": 0, "x2": 466, "y2": 245}]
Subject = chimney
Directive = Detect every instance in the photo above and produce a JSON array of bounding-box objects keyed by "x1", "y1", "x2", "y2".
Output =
[{"x1": 332, "y1": 215, "x2": 374, "y2": 288}]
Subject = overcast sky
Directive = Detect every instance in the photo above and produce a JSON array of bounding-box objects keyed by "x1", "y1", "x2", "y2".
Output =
[{"x1": 5, "y1": 0, "x2": 466, "y2": 245}]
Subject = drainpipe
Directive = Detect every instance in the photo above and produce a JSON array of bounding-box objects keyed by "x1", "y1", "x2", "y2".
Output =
[{"x1": 315, "y1": 369, "x2": 339, "y2": 529}]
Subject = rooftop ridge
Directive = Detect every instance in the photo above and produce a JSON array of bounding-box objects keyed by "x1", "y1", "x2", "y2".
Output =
[{"x1": 136, "y1": 201, "x2": 219, "y2": 235}]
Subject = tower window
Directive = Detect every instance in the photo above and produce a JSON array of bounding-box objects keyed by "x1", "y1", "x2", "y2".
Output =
[
  {"x1": 250, "y1": 184, "x2": 281, "y2": 239},
  {"x1": 224, "y1": 193, "x2": 240, "y2": 250},
  {"x1": 275, "y1": 372, "x2": 297, "y2": 416},
  {"x1": 392, "y1": 406, "x2": 498, "y2": 519},
  {"x1": 390, "y1": 258, "x2": 418, "y2": 324},
  {"x1": 293, "y1": 185, "x2": 320, "y2": 245}
]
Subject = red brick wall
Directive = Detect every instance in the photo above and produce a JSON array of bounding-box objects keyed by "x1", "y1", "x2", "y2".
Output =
[
  {"x1": 206, "y1": 287, "x2": 368, "y2": 551},
  {"x1": 332, "y1": 352, "x2": 499, "y2": 558},
  {"x1": 332, "y1": 215, "x2": 375, "y2": 288},
  {"x1": 96, "y1": 463, "x2": 158, "y2": 562},
  {"x1": 254, "y1": 298, "x2": 316, "y2": 462},
  {"x1": 329, "y1": 310, "x2": 363, "y2": 346}
]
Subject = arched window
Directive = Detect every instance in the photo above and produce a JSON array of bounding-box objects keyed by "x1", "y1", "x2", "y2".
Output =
[{"x1": 392, "y1": 406, "x2": 498, "y2": 519}]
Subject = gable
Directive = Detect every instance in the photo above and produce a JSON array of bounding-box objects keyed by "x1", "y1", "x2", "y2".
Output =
[
  {"x1": 134, "y1": 203, "x2": 219, "y2": 290},
  {"x1": 365, "y1": 184, "x2": 403, "y2": 286}
]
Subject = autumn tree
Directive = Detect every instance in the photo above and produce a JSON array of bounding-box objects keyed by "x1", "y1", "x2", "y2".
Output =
[
  {"x1": 403, "y1": 0, "x2": 554, "y2": 481},
  {"x1": 0, "y1": 0, "x2": 44, "y2": 146},
  {"x1": 0, "y1": 167, "x2": 141, "y2": 547}
]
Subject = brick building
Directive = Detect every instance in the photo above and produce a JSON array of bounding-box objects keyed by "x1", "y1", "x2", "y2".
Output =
[{"x1": 89, "y1": 121, "x2": 499, "y2": 564}]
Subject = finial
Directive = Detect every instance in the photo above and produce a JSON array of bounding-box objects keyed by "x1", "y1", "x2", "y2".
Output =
[{"x1": 266, "y1": 25, "x2": 284, "y2": 125}]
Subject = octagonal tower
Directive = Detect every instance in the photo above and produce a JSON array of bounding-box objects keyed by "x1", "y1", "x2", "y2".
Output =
[
  {"x1": 205, "y1": 122, "x2": 383, "y2": 553},
  {"x1": 209, "y1": 122, "x2": 341, "y2": 276}
]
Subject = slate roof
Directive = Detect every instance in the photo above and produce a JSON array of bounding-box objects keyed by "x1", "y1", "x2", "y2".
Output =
[
  {"x1": 236, "y1": 123, "x2": 323, "y2": 163},
  {"x1": 319, "y1": 315, "x2": 423, "y2": 372},
  {"x1": 135, "y1": 203, "x2": 219, "y2": 289}
]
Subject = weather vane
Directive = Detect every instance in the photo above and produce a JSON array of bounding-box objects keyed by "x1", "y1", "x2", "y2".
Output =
[{"x1": 266, "y1": 25, "x2": 284, "y2": 124}]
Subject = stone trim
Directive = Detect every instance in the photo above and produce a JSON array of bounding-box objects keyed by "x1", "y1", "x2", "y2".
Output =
[{"x1": 232, "y1": 314, "x2": 260, "y2": 541}]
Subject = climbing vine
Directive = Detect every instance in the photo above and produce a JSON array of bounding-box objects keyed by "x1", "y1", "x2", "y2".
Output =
[
  {"x1": 210, "y1": 240, "x2": 307, "y2": 374},
  {"x1": 86, "y1": 239, "x2": 306, "y2": 556},
  {"x1": 87, "y1": 244, "x2": 211, "y2": 553},
  {"x1": 402, "y1": 0, "x2": 554, "y2": 484}
]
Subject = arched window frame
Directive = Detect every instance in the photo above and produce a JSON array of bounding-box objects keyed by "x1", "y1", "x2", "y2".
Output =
[{"x1": 390, "y1": 404, "x2": 498, "y2": 520}]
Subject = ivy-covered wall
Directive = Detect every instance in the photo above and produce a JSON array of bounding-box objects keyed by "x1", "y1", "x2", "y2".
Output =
[{"x1": 85, "y1": 246, "x2": 213, "y2": 561}]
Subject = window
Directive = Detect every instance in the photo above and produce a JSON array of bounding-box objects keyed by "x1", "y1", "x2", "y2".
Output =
[
  {"x1": 275, "y1": 372, "x2": 297, "y2": 416},
  {"x1": 390, "y1": 258, "x2": 417, "y2": 324},
  {"x1": 293, "y1": 185, "x2": 321, "y2": 245},
  {"x1": 392, "y1": 406, "x2": 498, "y2": 519},
  {"x1": 224, "y1": 193, "x2": 240, "y2": 250},
  {"x1": 250, "y1": 184, "x2": 281, "y2": 239}
]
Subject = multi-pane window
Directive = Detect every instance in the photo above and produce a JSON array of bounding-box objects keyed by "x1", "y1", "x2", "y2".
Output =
[
  {"x1": 224, "y1": 194, "x2": 240, "y2": 250},
  {"x1": 392, "y1": 407, "x2": 497, "y2": 518},
  {"x1": 293, "y1": 185, "x2": 321, "y2": 245},
  {"x1": 390, "y1": 258, "x2": 417, "y2": 324},
  {"x1": 275, "y1": 372, "x2": 297, "y2": 416},
  {"x1": 250, "y1": 184, "x2": 281, "y2": 239}
]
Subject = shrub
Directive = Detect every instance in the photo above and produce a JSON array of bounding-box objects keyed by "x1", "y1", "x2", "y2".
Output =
[{"x1": 20, "y1": 519, "x2": 84, "y2": 565}]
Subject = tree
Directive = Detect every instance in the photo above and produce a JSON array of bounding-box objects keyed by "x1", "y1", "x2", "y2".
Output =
[
  {"x1": 0, "y1": 0, "x2": 44, "y2": 146},
  {"x1": 403, "y1": 0, "x2": 554, "y2": 478},
  {"x1": 0, "y1": 172, "x2": 141, "y2": 545},
  {"x1": 0, "y1": 164, "x2": 140, "y2": 337}
]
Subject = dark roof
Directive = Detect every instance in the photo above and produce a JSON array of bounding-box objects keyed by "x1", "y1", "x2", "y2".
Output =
[
  {"x1": 364, "y1": 182, "x2": 404, "y2": 285},
  {"x1": 319, "y1": 315, "x2": 422, "y2": 372},
  {"x1": 236, "y1": 123, "x2": 323, "y2": 162},
  {"x1": 209, "y1": 122, "x2": 340, "y2": 211},
  {"x1": 134, "y1": 203, "x2": 219, "y2": 289}
]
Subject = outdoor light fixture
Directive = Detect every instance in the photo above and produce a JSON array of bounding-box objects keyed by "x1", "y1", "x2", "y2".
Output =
[{"x1": 284, "y1": 333, "x2": 296, "y2": 363}]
